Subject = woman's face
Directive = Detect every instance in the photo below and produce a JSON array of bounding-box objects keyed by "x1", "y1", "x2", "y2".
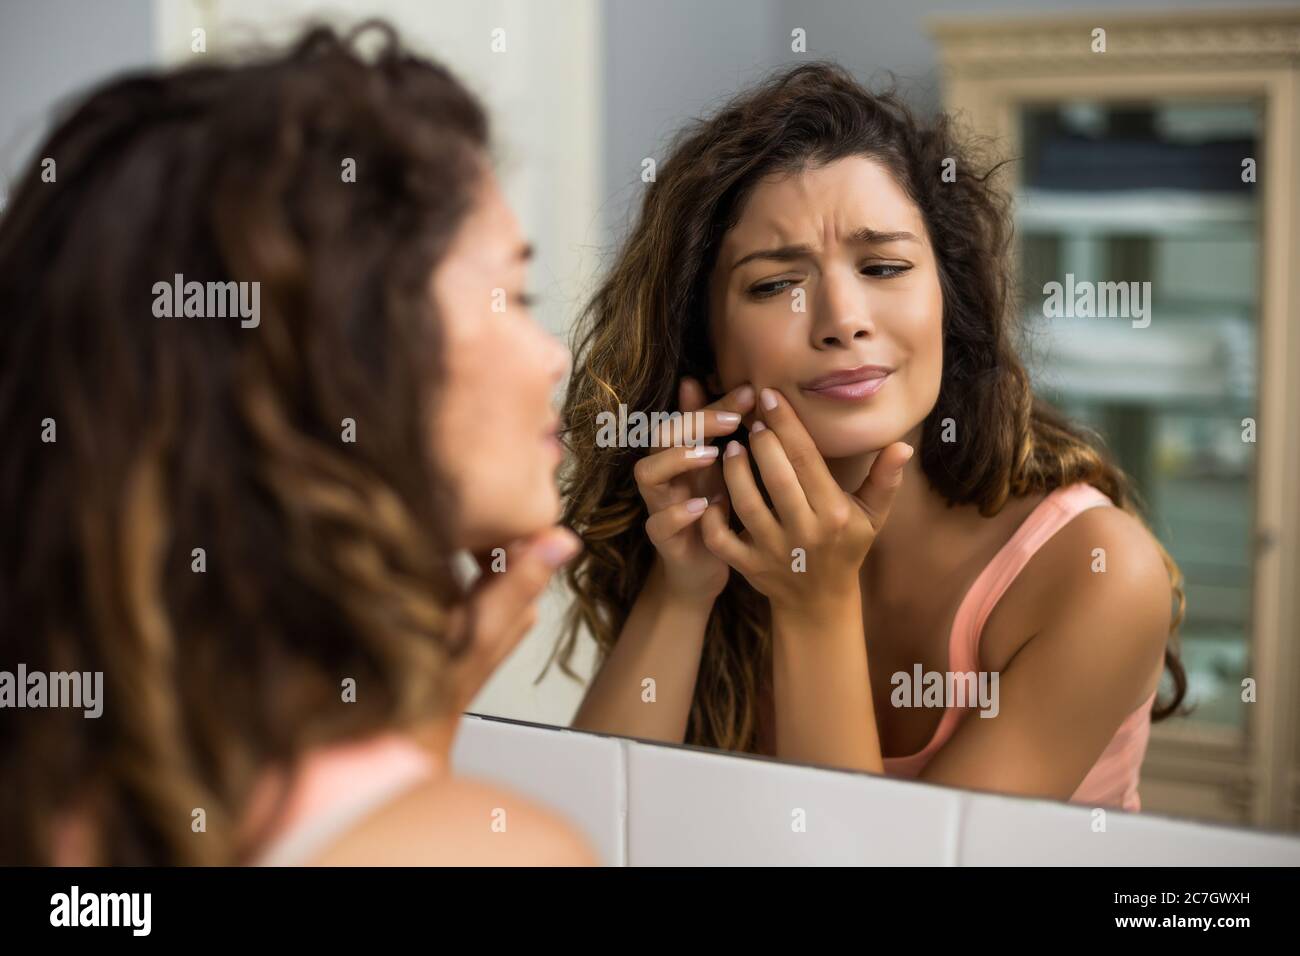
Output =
[
  {"x1": 431, "y1": 171, "x2": 570, "y2": 552},
  {"x1": 708, "y1": 154, "x2": 943, "y2": 459}
]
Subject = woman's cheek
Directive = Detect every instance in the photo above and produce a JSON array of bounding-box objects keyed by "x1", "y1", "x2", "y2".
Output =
[
  {"x1": 713, "y1": 305, "x2": 772, "y2": 389},
  {"x1": 713, "y1": 356, "x2": 745, "y2": 395},
  {"x1": 731, "y1": 334, "x2": 784, "y2": 389}
]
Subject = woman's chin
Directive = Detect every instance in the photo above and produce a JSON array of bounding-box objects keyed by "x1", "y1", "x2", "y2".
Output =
[
  {"x1": 805, "y1": 426, "x2": 900, "y2": 462},
  {"x1": 474, "y1": 488, "x2": 562, "y2": 550}
]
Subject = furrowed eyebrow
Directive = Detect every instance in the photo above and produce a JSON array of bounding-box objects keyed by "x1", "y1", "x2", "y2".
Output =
[
  {"x1": 848, "y1": 227, "x2": 920, "y2": 245},
  {"x1": 729, "y1": 243, "x2": 814, "y2": 272},
  {"x1": 729, "y1": 228, "x2": 920, "y2": 271}
]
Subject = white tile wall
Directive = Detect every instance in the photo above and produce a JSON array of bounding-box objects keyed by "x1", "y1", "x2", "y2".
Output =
[
  {"x1": 625, "y1": 739, "x2": 960, "y2": 865},
  {"x1": 450, "y1": 714, "x2": 1300, "y2": 866},
  {"x1": 450, "y1": 713, "x2": 626, "y2": 866},
  {"x1": 957, "y1": 789, "x2": 1300, "y2": 866}
]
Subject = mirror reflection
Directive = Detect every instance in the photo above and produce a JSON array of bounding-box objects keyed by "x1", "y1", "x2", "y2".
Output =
[{"x1": 465, "y1": 6, "x2": 1293, "y2": 837}]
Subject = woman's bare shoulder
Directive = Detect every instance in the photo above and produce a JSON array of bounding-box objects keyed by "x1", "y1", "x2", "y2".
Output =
[
  {"x1": 1022, "y1": 499, "x2": 1172, "y2": 696},
  {"x1": 986, "y1": 494, "x2": 1172, "y2": 681},
  {"x1": 305, "y1": 773, "x2": 599, "y2": 867},
  {"x1": 1046, "y1": 499, "x2": 1171, "y2": 597}
]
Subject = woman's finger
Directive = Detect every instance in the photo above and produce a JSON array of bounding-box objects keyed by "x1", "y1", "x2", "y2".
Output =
[
  {"x1": 721, "y1": 440, "x2": 781, "y2": 549},
  {"x1": 755, "y1": 387, "x2": 843, "y2": 515},
  {"x1": 691, "y1": 454, "x2": 726, "y2": 501},
  {"x1": 746, "y1": 421, "x2": 814, "y2": 534},
  {"x1": 684, "y1": 379, "x2": 756, "y2": 420},
  {"x1": 699, "y1": 496, "x2": 757, "y2": 575},
  {"x1": 648, "y1": 408, "x2": 747, "y2": 449},
  {"x1": 463, "y1": 527, "x2": 580, "y2": 650},
  {"x1": 851, "y1": 442, "x2": 914, "y2": 532},
  {"x1": 445, "y1": 528, "x2": 581, "y2": 711},
  {"x1": 646, "y1": 379, "x2": 755, "y2": 449},
  {"x1": 645, "y1": 495, "x2": 710, "y2": 545},
  {"x1": 634, "y1": 444, "x2": 720, "y2": 510}
]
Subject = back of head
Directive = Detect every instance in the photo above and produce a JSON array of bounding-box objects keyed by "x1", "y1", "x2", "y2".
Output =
[{"x1": 0, "y1": 22, "x2": 488, "y2": 864}]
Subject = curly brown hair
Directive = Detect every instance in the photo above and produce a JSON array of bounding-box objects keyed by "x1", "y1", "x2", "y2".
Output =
[
  {"x1": 0, "y1": 22, "x2": 489, "y2": 864},
  {"x1": 554, "y1": 62, "x2": 1187, "y2": 754}
]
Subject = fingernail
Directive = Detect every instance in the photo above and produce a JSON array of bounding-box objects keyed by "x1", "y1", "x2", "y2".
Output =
[
  {"x1": 536, "y1": 531, "x2": 581, "y2": 567},
  {"x1": 750, "y1": 420, "x2": 767, "y2": 433},
  {"x1": 725, "y1": 440, "x2": 742, "y2": 459},
  {"x1": 686, "y1": 497, "x2": 709, "y2": 514},
  {"x1": 760, "y1": 388, "x2": 778, "y2": 410},
  {"x1": 716, "y1": 411, "x2": 741, "y2": 425},
  {"x1": 735, "y1": 385, "x2": 755, "y2": 407},
  {"x1": 688, "y1": 445, "x2": 719, "y2": 459},
  {"x1": 901, "y1": 443, "x2": 915, "y2": 463}
]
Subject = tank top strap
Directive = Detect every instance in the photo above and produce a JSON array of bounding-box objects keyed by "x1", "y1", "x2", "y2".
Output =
[
  {"x1": 950, "y1": 482, "x2": 1116, "y2": 673},
  {"x1": 252, "y1": 733, "x2": 438, "y2": 866},
  {"x1": 883, "y1": 483, "x2": 1125, "y2": 778}
]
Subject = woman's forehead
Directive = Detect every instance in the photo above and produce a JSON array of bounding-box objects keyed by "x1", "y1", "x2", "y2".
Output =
[{"x1": 721, "y1": 158, "x2": 925, "y2": 259}]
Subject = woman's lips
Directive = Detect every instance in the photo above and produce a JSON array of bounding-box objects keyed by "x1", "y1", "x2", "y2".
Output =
[
  {"x1": 800, "y1": 369, "x2": 892, "y2": 401},
  {"x1": 543, "y1": 419, "x2": 564, "y2": 457}
]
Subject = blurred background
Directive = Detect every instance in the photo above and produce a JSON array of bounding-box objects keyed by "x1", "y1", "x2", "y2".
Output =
[{"x1": 3, "y1": 0, "x2": 1297, "y2": 832}]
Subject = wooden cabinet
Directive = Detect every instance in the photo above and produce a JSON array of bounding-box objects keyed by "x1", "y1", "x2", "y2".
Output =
[{"x1": 931, "y1": 8, "x2": 1300, "y2": 832}]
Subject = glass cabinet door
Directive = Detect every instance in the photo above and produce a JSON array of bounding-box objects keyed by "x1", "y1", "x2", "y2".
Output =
[{"x1": 1014, "y1": 99, "x2": 1261, "y2": 732}]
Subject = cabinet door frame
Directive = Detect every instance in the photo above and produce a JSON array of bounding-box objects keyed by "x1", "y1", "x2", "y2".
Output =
[{"x1": 931, "y1": 9, "x2": 1300, "y2": 831}]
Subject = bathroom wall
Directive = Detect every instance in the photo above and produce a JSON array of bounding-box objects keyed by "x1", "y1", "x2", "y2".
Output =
[
  {"x1": 0, "y1": 0, "x2": 153, "y2": 186},
  {"x1": 452, "y1": 711, "x2": 1300, "y2": 865}
]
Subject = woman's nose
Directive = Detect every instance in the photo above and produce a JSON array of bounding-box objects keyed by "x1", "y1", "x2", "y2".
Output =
[
  {"x1": 547, "y1": 333, "x2": 571, "y2": 383},
  {"x1": 812, "y1": 273, "x2": 874, "y2": 348}
]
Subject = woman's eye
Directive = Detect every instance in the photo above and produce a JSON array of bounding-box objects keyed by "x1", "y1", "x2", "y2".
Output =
[
  {"x1": 862, "y1": 263, "x2": 911, "y2": 278},
  {"x1": 748, "y1": 279, "x2": 795, "y2": 299}
]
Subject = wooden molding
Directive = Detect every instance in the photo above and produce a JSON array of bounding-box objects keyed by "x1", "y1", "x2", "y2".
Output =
[{"x1": 930, "y1": 8, "x2": 1300, "y2": 77}]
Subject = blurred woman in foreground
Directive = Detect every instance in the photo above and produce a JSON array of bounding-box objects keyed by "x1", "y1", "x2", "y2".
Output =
[{"x1": 0, "y1": 22, "x2": 593, "y2": 865}]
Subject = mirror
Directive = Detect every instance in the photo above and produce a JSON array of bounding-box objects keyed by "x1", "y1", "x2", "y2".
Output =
[{"x1": 463, "y1": 4, "x2": 1300, "y2": 838}]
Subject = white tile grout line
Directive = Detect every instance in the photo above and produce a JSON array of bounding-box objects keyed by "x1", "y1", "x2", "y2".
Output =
[
  {"x1": 615, "y1": 738, "x2": 630, "y2": 867},
  {"x1": 951, "y1": 795, "x2": 970, "y2": 867}
]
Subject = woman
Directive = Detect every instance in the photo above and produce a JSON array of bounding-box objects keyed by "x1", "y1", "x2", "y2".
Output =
[
  {"x1": 558, "y1": 63, "x2": 1186, "y2": 811},
  {"x1": 0, "y1": 23, "x2": 594, "y2": 865}
]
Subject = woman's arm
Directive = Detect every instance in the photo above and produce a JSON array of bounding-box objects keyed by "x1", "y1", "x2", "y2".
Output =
[
  {"x1": 770, "y1": 595, "x2": 882, "y2": 772},
  {"x1": 570, "y1": 558, "x2": 713, "y2": 743},
  {"x1": 571, "y1": 380, "x2": 756, "y2": 743}
]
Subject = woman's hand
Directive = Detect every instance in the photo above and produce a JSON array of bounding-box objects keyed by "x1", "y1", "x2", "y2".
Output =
[
  {"x1": 700, "y1": 386, "x2": 913, "y2": 617},
  {"x1": 445, "y1": 526, "x2": 582, "y2": 714},
  {"x1": 633, "y1": 378, "x2": 755, "y2": 604}
]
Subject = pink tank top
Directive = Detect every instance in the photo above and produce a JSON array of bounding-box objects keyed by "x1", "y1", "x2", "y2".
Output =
[
  {"x1": 881, "y1": 481, "x2": 1157, "y2": 812},
  {"x1": 251, "y1": 733, "x2": 439, "y2": 865},
  {"x1": 49, "y1": 732, "x2": 438, "y2": 865}
]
